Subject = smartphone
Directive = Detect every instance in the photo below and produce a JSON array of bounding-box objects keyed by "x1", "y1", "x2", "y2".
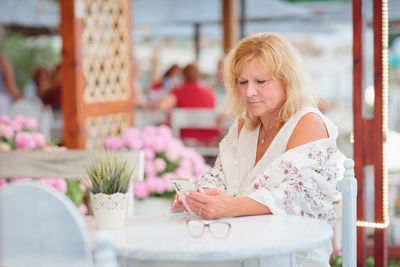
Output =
[{"x1": 170, "y1": 177, "x2": 198, "y2": 216}]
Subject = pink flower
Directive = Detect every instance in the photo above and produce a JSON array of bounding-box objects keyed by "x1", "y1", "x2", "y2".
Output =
[
  {"x1": 122, "y1": 127, "x2": 141, "y2": 145},
  {"x1": 0, "y1": 124, "x2": 14, "y2": 138},
  {"x1": 0, "y1": 178, "x2": 7, "y2": 189},
  {"x1": 15, "y1": 132, "x2": 36, "y2": 150},
  {"x1": 0, "y1": 115, "x2": 11, "y2": 124},
  {"x1": 37, "y1": 178, "x2": 67, "y2": 194},
  {"x1": 32, "y1": 132, "x2": 46, "y2": 148},
  {"x1": 79, "y1": 204, "x2": 88, "y2": 215},
  {"x1": 156, "y1": 125, "x2": 173, "y2": 140},
  {"x1": 145, "y1": 176, "x2": 165, "y2": 194},
  {"x1": 144, "y1": 148, "x2": 155, "y2": 160},
  {"x1": 104, "y1": 137, "x2": 124, "y2": 150},
  {"x1": 153, "y1": 158, "x2": 166, "y2": 173},
  {"x1": 335, "y1": 248, "x2": 343, "y2": 255},
  {"x1": 148, "y1": 137, "x2": 166, "y2": 152},
  {"x1": 145, "y1": 160, "x2": 157, "y2": 177},
  {"x1": 142, "y1": 125, "x2": 158, "y2": 136},
  {"x1": 134, "y1": 181, "x2": 149, "y2": 199},
  {"x1": 10, "y1": 177, "x2": 32, "y2": 183},
  {"x1": 10, "y1": 116, "x2": 25, "y2": 131},
  {"x1": 127, "y1": 139, "x2": 143, "y2": 150},
  {"x1": 24, "y1": 117, "x2": 38, "y2": 130},
  {"x1": 161, "y1": 173, "x2": 174, "y2": 191}
]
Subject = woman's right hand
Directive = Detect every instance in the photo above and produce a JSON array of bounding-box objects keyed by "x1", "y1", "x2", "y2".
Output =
[{"x1": 170, "y1": 193, "x2": 187, "y2": 212}]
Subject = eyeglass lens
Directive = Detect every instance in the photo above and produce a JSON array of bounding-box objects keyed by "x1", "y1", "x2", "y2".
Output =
[{"x1": 186, "y1": 220, "x2": 230, "y2": 239}]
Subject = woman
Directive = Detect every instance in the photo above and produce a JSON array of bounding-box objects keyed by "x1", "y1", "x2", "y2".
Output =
[{"x1": 171, "y1": 33, "x2": 340, "y2": 266}]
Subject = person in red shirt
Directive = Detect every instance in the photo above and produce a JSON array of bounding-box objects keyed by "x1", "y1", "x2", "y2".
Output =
[{"x1": 152, "y1": 63, "x2": 221, "y2": 144}]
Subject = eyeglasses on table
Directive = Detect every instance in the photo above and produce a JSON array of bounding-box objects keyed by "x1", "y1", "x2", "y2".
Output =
[{"x1": 186, "y1": 219, "x2": 231, "y2": 239}]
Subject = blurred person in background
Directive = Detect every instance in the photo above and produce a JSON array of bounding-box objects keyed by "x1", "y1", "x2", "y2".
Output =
[
  {"x1": 38, "y1": 65, "x2": 61, "y2": 111},
  {"x1": 132, "y1": 60, "x2": 145, "y2": 108},
  {"x1": 147, "y1": 64, "x2": 182, "y2": 102},
  {"x1": 151, "y1": 63, "x2": 221, "y2": 144},
  {"x1": 0, "y1": 27, "x2": 21, "y2": 115},
  {"x1": 33, "y1": 65, "x2": 52, "y2": 102}
]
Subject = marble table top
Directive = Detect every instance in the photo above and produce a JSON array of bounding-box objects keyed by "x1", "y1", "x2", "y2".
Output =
[{"x1": 86, "y1": 213, "x2": 332, "y2": 262}]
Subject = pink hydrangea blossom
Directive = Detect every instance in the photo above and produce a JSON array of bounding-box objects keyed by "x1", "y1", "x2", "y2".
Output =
[
  {"x1": 156, "y1": 125, "x2": 173, "y2": 140},
  {"x1": 10, "y1": 116, "x2": 25, "y2": 131},
  {"x1": 0, "y1": 124, "x2": 14, "y2": 138},
  {"x1": 153, "y1": 158, "x2": 166, "y2": 173},
  {"x1": 127, "y1": 139, "x2": 143, "y2": 150},
  {"x1": 104, "y1": 137, "x2": 124, "y2": 150},
  {"x1": 0, "y1": 178, "x2": 7, "y2": 189},
  {"x1": 145, "y1": 160, "x2": 157, "y2": 177},
  {"x1": 24, "y1": 117, "x2": 38, "y2": 130},
  {"x1": 32, "y1": 132, "x2": 46, "y2": 148},
  {"x1": 145, "y1": 176, "x2": 165, "y2": 194},
  {"x1": 134, "y1": 181, "x2": 149, "y2": 199},
  {"x1": 15, "y1": 132, "x2": 36, "y2": 150},
  {"x1": 79, "y1": 204, "x2": 88, "y2": 215},
  {"x1": 144, "y1": 148, "x2": 155, "y2": 160},
  {"x1": 37, "y1": 178, "x2": 68, "y2": 194},
  {"x1": 122, "y1": 128, "x2": 141, "y2": 145},
  {"x1": 161, "y1": 173, "x2": 175, "y2": 191},
  {"x1": 0, "y1": 115, "x2": 11, "y2": 124},
  {"x1": 10, "y1": 177, "x2": 32, "y2": 183}
]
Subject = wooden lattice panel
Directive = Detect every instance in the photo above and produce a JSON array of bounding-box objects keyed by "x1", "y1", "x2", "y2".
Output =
[
  {"x1": 85, "y1": 113, "x2": 130, "y2": 149},
  {"x1": 82, "y1": 0, "x2": 130, "y2": 103}
]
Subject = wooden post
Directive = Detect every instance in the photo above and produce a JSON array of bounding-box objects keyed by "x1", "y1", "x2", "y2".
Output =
[
  {"x1": 60, "y1": 0, "x2": 86, "y2": 148},
  {"x1": 353, "y1": 0, "x2": 388, "y2": 266},
  {"x1": 222, "y1": 0, "x2": 239, "y2": 53}
]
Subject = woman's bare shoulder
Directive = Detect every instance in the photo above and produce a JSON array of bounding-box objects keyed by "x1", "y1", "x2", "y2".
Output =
[{"x1": 286, "y1": 112, "x2": 329, "y2": 151}]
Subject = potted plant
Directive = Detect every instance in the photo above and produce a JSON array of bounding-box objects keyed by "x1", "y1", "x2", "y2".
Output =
[{"x1": 83, "y1": 152, "x2": 134, "y2": 229}]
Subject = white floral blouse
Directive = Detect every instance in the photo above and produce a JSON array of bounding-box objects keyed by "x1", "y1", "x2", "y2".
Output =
[{"x1": 197, "y1": 107, "x2": 340, "y2": 267}]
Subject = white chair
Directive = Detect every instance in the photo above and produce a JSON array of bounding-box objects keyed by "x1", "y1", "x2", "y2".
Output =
[
  {"x1": 9, "y1": 97, "x2": 43, "y2": 122},
  {"x1": 336, "y1": 158, "x2": 357, "y2": 267},
  {"x1": 0, "y1": 182, "x2": 93, "y2": 266},
  {"x1": 0, "y1": 182, "x2": 120, "y2": 267},
  {"x1": 170, "y1": 108, "x2": 220, "y2": 157}
]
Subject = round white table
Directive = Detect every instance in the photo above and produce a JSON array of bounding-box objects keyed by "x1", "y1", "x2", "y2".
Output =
[{"x1": 86, "y1": 214, "x2": 332, "y2": 267}]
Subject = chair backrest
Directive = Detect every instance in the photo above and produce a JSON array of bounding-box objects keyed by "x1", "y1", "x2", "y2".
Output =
[
  {"x1": 170, "y1": 108, "x2": 220, "y2": 157},
  {"x1": 170, "y1": 108, "x2": 219, "y2": 138},
  {"x1": 337, "y1": 158, "x2": 357, "y2": 267},
  {"x1": 9, "y1": 98, "x2": 43, "y2": 122},
  {"x1": 0, "y1": 182, "x2": 93, "y2": 265}
]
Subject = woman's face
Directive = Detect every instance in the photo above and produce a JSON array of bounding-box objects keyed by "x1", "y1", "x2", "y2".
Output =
[{"x1": 238, "y1": 59, "x2": 286, "y2": 117}]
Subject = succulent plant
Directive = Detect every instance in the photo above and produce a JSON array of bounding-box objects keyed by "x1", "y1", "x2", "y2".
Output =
[{"x1": 83, "y1": 152, "x2": 134, "y2": 194}]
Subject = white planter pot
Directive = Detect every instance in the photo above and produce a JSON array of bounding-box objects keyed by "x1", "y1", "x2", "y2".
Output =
[{"x1": 90, "y1": 192, "x2": 129, "y2": 230}]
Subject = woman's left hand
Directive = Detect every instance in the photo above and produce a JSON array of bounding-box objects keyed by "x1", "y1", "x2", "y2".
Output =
[{"x1": 185, "y1": 188, "x2": 237, "y2": 220}]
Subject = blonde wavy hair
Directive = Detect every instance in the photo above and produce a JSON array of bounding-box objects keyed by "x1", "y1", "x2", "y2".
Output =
[{"x1": 223, "y1": 32, "x2": 318, "y2": 129}]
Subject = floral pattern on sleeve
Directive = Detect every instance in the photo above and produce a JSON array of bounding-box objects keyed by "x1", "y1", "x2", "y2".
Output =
[
  {"x1": 247, "y1": 144, "x2": 339, "y2": 226},
  {"x1": 197, "y1": 155, "x2": 227, "y2": 192}
]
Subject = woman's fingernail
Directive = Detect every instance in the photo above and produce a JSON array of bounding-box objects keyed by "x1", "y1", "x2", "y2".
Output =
[{"x1": 199, "y1": 188, "x2": 204, "y2": 192}]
